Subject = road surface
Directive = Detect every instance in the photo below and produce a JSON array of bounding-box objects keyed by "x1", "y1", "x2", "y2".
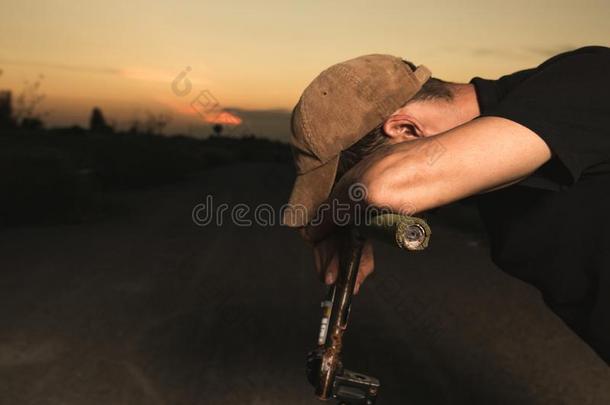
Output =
[{"x1": 1, "y1": 162, "x2": 608, "y2": 404}]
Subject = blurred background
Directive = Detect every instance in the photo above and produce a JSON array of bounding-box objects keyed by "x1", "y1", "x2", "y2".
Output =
[
  {"x1": 0, "y1": 1, "x2": 609, "y2": 404},
  {"x1": 2, "y1": 0, "x2": 609, "y2": 138}
]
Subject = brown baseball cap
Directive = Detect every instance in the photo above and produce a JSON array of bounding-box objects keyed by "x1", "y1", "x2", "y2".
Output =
[{"x1": 282, "y1": 54, "x2": 431, "y2": 227}]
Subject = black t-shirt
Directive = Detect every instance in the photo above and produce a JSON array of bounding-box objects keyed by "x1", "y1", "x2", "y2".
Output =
[{"x1": 471, "y1": 46, "x2": 610, "y2": 361}]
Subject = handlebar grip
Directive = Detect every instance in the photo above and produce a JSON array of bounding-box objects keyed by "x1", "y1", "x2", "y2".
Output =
[{"x1": 356, "y1": 213, "x2": 431, "y2": 251}]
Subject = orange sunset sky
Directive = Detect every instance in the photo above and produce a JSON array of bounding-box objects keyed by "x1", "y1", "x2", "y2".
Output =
[{"x1": 1, "y1": 0, "x2": 609, "y2": 140}]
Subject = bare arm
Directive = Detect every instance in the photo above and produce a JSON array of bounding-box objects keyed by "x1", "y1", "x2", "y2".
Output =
[
  {"x1": 305, "y1": 116, "x2": 552, "y2": 291},
  {"x1": 334, "y1": 116, "x2": 551, "y2": 215}
]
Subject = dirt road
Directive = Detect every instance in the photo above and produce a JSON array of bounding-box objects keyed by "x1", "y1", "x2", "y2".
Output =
[{"x1": 1, "y1": 162, "x2": 608, "y2": 405}]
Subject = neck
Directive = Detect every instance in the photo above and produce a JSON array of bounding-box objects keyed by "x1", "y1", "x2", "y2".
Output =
[{"x1": 448, "y1": 83, "x2": 480, "y2": 124}]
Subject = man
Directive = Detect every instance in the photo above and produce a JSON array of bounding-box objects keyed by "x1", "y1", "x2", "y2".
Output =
[{"x1": 282, "y1": 47, "x2": 610, "y2": 402}]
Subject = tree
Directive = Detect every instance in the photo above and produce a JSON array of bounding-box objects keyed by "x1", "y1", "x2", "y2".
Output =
[
  {"x1": 21, "y1": 117, "x2": 44, "y2": 130},
  {"x1": 143, "y1": 111, "x2": 172, "y2": 135},
  {"x1": 0, "y1": 90, "x2": 15, "y2": 129},
  {"x1": 89, "y1": 107, "x2": 113, "y2": 133},
  {"x1": 14, "y1": 74, "x2": 48, "y2": 128},
  {"x1": 212, "y1": 124, "x2": 223, "y2": 136}
]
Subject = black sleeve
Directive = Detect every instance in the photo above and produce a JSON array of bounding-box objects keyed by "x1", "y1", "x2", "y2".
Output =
[{"x1": 480, "y1": 46, "x2": 610, "y2": 183}]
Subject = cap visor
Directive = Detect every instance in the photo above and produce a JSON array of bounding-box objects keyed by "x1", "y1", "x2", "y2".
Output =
[{"x1": 282, "y1": 155, "x2": 340, "y2": 227}]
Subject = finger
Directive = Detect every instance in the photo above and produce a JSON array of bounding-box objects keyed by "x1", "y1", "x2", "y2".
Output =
[
  {"x1": 303, "y1": 213, "x2": 335, "y2": 244},
  {"x1": 325, "y1": 251, "x2": 339, "y2": 285},
  {"x1": 313, "y1": 236, "x2": 340, "y2": 284},
  {"x1": 299, "y1": 227, "x2": 316, "y2": 248},
  {"x1": 313, "y1": 244, "x2": 323, "y2": 277},
  {"x1": 355, "y1": 241, "x2": 375, "y2": 294}
]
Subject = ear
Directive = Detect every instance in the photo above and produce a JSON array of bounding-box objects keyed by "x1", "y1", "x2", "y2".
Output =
[{"x1": 383, "y1": 114, "x2": 422, "y2": 142}]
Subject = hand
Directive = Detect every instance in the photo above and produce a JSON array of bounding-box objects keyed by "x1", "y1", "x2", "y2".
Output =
[{"x1": 312, "y1": 234, "x2": 375, "y2": 295}]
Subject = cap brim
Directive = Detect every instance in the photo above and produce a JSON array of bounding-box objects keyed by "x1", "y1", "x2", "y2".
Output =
[{"x1": 282, "y1": 155, "x2": 340, "y2": 227}]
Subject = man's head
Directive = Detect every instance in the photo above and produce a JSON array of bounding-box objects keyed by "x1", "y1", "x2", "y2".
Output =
[
  {"x1": 336, "y1": 67, "x2": 462, "y2": 179},
  {"x1": 282, "y1": 54, "x2": 475, "y2": 227}
]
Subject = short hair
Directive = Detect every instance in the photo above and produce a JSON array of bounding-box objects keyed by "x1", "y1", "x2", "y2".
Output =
[
  {"x1": 336, "y1": 124, "x2": 387, "y2": 180},
  {"x1": 336, "y1": 63, "x2": 452, "y2": 181},
  {"x1": 402, "y1": 60, "x2": 453, "y2": 102}
]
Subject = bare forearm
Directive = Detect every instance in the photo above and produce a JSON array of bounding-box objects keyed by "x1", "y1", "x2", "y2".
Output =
[
  {"x1": 333, "y1": 116, "x2": 552, "y2": 215},
  {"x1": 300, "y1": 116, "x2": 551, "y2": 293}
]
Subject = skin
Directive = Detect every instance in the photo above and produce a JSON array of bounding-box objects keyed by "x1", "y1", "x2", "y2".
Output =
[{"x1": 300, "y1": 83, "x2": 552, "y2": 294}]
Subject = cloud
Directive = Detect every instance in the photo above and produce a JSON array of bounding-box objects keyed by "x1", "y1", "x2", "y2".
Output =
[
  {"x1": 524, "y1": 45, "x2": 575, "y2": 57},
  {"x1": 169, "y1": 106, "x2": 291, "y2": 141},
  {"x1": 470, "y1": 47, "x2": 527, "y2": 59},
  {"x1": 471, "y1": 48, "x2": 503, "y2": 57},
  {"x1": 0, "y1": 59, "x2": 211, "y2": 91},
  {"x1": 0, "y1": 58, "x2": 121, "y2": 75},
  {"x1": 119, "y1": 67, "x2": 208, "y2": 86},
  {"x1": 212, "y1": 108, "x2": 291, "y2": 140},
  {"x1": 470, "y1": 44, "x2": 576, "y2": 59},
  {"x1": 202, "y1": 110, "x2": 243, "y2": 126}
]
